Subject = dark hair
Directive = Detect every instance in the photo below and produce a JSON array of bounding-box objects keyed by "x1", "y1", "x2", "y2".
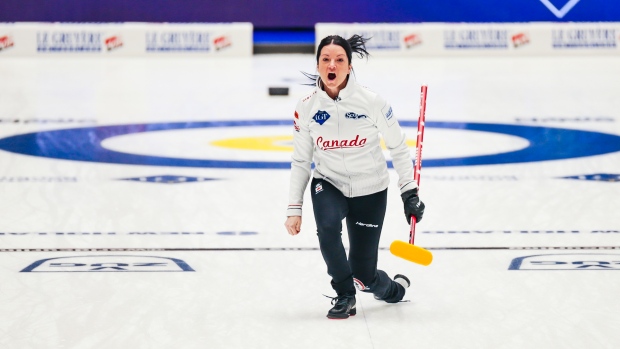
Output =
[
  {"x1": 302, "y1": 34, "x2": 370, "y2": 84},
  {"x1": 316, "y1": 34, "x2": 370, "y2": 64}
]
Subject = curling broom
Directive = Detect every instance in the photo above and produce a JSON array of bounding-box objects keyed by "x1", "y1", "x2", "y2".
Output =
[{"x1": 389, "y1": 85, "x2": 433, "y2": 266}]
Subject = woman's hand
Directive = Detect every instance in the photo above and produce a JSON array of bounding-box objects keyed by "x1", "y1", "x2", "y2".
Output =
[
  {"x1": 284, "y1": 216, "x2": 302, "y2": 236},
  {"x1": 401, "y1": 188, "x2": 425, "y2": 224}
]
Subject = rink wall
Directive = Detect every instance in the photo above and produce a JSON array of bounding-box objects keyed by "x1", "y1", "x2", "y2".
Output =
[
  {"x1": 1, "y1": 22, "x2": 620, "y2": 57},
  {"x1": 316, "y1": 22, "x2": 620, "y2": 56},
  {"x1": 0, "y1": 22, "x2": 253, "y2": 57}
]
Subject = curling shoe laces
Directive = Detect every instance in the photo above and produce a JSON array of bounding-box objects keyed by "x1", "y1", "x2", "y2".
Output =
[{"x1": 324, "y1": 294, "x2": 356, "y2": 319}]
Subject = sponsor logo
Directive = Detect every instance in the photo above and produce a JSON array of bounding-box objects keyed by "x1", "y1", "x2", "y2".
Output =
[
  {"x1": 539, "y1": 0, "x2": 581, "y2": 19},
  {"x1": 385, "y1": 107, "x2": 393, "y2": 121},
  {"x1": 316, "y1": 135, "x2": 367, "y2": 150},
  {"x1": 509, "y1": 253, "x2": 620, "y2": 270},
  {"x1": 315, "y1": 182, "x2": 323, "y2": 194},
  {"x1": 337, "y1": 30, "x2": 400, "y2": 50},
  {"x1": 294, "y1": 111, "x2": 300, "y2": 132},
  {"x1": 302, "y1": 91, "x2": 316, "y2": 102},
  {"x1": 104, "y1": 35, "x2": 123, "y2": 51},
  {"x1": 146, "y1": 31, "x2": 211, "y2": 52},
  {"x1": 213, "y1": 35, "x2": 232, "y2": 50},
  {"x1": 312, "y1": 110, "x2": 330, "y2": 125},
  {"x1": 119, "y1": 175, "x2": 217, "y2": 184},
  {"x1": 512, "y1": 32, "x2": 530, "y2": 48},
  {"x1": 552, "y1": 28, "x2": 617, "y2": 48},
  {"x1": 404, "y1": 33, "x2": 422, "y2": 48},
  {"x1": 356, "y1": 221, "x2": 379, "y2": 228},
  {"x1": 21, "y1": 255, "x2": 195, "y2": 272},
  {"x1": 363, "y1": 30, "x2": 400, "y2": 50},
  {"x1": 0, "y1": 35, "x2": 15, "y2": 51},
  {"x1": 37, "y1": 31, "x2": 102, "y2": 52},
  {"x1": 559, "y1": 173, "x2": 620, "y2": 182},
  {"x1": 444, "y1": 29, "x2": 508, "y2": 49},
  {"x1": 345, "y1": 112, "x2": 367, "y2": 119}
]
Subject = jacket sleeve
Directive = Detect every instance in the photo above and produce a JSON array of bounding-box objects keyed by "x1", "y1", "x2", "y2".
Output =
[
  {"x1": 286, "y1": 100, "x2": 314, "y2": 216},
  {"x1": 373, "y1": 95, "x2": 417, "y2": 194}
]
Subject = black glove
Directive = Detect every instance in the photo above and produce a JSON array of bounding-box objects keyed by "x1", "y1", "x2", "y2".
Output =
[{"x1": 401, "y1": 188, "x2": 425, "y2": 224}]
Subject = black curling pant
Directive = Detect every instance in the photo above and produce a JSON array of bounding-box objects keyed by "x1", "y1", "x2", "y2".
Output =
[{"x1": 311, "y1": 178, "x2": 405, "y2": 303}]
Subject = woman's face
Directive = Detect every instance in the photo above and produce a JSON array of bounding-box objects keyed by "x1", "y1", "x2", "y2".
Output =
[{"x1": 317, "y1": 44, "x2": 351, "y2": 98}]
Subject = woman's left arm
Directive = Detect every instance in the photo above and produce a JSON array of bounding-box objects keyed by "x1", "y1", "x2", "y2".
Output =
[{"x1": 374, "y1": 96, "x2": 417, "y2": 194}]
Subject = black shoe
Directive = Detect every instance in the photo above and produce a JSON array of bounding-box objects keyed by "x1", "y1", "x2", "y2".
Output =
[
  {"x1": 374, "y1": 274, "x2": 410, "y2": 301},
  {"x1": 326, "y1": 295, "x2": 356, "y2": 319},
  {"x1": 394, "y1": 274, "x2": 410, "y2": 289}
]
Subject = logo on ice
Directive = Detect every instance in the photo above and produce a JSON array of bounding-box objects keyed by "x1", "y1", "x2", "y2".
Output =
[
  {"x1": 509, "y1": 253, "x2": 620, "y2": 270},
  {"x1": 21, "y1": 255, "x2": 195, "y2": 272}
]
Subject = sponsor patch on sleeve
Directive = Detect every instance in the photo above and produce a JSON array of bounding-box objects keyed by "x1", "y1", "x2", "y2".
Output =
[
  {"x1": 382, "y1": 105, "x2": 395, "y2": 126},
  {"x1": 294, "y1": 111, "x2": 300, "y2": 132}
]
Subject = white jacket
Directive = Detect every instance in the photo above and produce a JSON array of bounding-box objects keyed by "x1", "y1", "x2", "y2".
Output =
[{"x1": 286, "y1": 78, "x2": 417, "y2": 217}]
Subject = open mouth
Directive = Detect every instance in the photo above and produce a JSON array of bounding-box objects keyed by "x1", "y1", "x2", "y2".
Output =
[{"x1": 328, "y1": 73, "x2": 336, "y2": 81}]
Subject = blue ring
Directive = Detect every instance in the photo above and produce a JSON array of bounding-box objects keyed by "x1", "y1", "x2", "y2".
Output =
[{"x1": 0, "y1": 120, "x2": 619, "y2": 168}]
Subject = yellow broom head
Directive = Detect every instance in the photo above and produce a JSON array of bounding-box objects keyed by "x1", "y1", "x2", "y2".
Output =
[{"x1": 390, "y1": 240, "x2": 433, "y2": 266}]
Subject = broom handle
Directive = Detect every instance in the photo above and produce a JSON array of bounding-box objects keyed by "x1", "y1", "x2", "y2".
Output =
[{"x1": 410, "y1": 85, "x2": 427, "y2": 245}]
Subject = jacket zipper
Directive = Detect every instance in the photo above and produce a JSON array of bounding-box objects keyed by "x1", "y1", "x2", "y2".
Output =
[{"x1": 334, "y1": 98, "x2": 353, "y2": 197}]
